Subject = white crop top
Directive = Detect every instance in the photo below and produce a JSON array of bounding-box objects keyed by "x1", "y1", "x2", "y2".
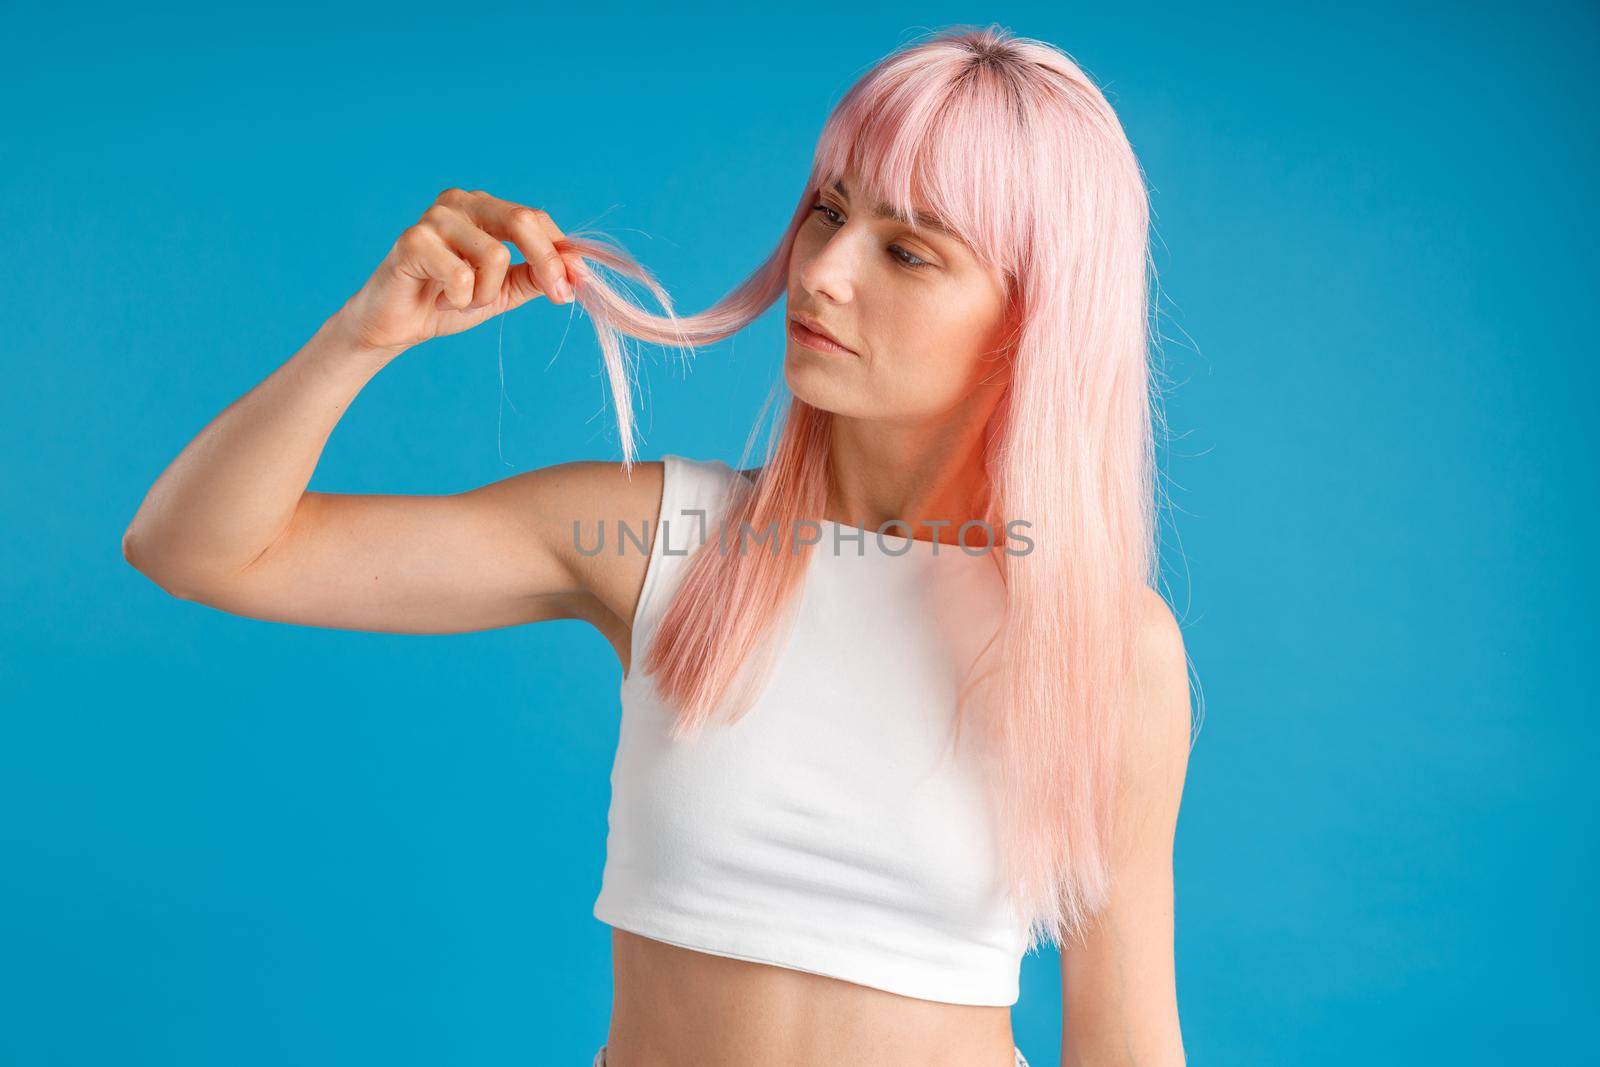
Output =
[{"x1": 592, "y1": 454, "x2": 1030, "y2": 1006}]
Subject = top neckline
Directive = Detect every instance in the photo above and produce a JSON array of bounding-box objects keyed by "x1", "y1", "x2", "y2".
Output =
[
  {"x1": 817, "y1": 519, "x2": 1002, "y2": 558},
  {"x1": 714, "y1": 462, "x2": 1000, "y2": 558}
]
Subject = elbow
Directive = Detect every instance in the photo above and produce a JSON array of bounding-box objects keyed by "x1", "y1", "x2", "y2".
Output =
[
  {"x1": 121, "y1": 525, "x2": 199, "y2": 601},
  {"x1": 1064, "y1": 1048, "x2": 1185, "y2": 1067},
  {"x1": 1063, "y1": 1019, "x2": 1186, "y2": 1067},
  {"x1": 120, "y1": 524, "x2": 144, "y2": 570}
]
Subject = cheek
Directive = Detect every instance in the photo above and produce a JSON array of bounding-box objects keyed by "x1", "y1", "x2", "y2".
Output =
[
  {"x1": 878, "y1": 299, "x2": 1001, "y2": 398},
  {"x1": 893, "y1": 297, "x2": 983, "y2": 363}
]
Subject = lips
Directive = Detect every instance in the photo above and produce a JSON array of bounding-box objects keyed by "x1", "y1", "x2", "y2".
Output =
[{"x1": 788, "y1": 313, "x2": 857, "y2": 356}]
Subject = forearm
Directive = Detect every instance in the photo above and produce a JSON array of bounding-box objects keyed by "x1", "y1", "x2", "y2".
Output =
[{"x1": 122, "y1": 312, "x2": 400, "y2": 591}]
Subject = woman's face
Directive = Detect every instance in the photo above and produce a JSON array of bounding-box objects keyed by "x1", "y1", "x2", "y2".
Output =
[{"x1": 785, "y1": 172, "x2": 1011, "y2": 422}]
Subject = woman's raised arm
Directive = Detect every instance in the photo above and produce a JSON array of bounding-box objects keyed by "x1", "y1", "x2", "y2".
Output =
[{"x1": 121, "y1": 188, "x2": 658, "y2": 636}]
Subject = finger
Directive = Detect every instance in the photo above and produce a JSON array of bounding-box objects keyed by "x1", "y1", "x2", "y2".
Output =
[
  {"x1": 395, "y1": 224, "x2": 475, "y2": 310},
  {"x1": 422, "y1": 203, "x2": 512, "y2": 309},
  {"x1": 455, "y1": 190, "x2": 573, "y2": 304}
]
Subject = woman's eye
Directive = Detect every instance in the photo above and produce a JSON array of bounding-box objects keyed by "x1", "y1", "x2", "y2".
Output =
[
  {"x1": 890, "y1": 246, "x2": 930, "y2": 269},
  {"x1": 808, "y1": 202, "x2": 932, "y2": 270},
  {"x1": 810, "y1": 202, "x2": 845, "y2": 227}
]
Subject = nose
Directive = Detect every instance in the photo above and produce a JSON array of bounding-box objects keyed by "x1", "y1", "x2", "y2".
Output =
[{"x1": 796, "y1": 226, "x2": 860, "y2": 305}]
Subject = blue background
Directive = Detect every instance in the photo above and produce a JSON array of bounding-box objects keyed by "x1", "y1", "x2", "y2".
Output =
[{"x1": 3, "y1": 2, "x2": 1594, "y2": 1064}]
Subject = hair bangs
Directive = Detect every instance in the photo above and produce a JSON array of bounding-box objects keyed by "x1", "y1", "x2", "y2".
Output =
[{"x1": 810, "y1": 46, "x2": 1031, "y2": 284}]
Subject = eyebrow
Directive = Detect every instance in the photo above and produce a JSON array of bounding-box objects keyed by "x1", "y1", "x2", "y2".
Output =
[{"x1": 830, "y1": 179, "x2": 958, "y2": 239}]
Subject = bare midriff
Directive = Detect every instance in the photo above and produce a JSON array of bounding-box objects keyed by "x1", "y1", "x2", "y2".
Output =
[{"x1": 602, "y1": 928, "x2": 1019, "y2": 1066}]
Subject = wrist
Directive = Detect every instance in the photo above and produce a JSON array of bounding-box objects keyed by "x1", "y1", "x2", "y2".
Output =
[{"x1": 302, "y1": 312, "x2": 408, "y2": 380}]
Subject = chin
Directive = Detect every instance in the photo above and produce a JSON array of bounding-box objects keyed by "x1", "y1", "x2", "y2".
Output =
[{"x1": 783, "y1": 348, "x2": 851, "y2": 413}]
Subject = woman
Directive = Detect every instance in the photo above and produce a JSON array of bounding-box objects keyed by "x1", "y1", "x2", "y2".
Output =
[{"x1": 123, "y1": 23, "x2": 1193, "y2": 1067}]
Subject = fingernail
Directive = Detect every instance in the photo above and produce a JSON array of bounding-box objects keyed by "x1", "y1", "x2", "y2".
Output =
[{"x1": 557, "y1": 279, "x2": 574, "y2": 302}]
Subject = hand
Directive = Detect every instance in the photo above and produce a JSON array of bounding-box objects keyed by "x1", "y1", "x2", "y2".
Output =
[{"x1": 330, "y1": 187, "x2": 582, "y2": 357}]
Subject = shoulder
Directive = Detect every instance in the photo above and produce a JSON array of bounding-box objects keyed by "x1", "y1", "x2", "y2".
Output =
[
  {"x1": 1124, "y1": 587, "x2": 1194, "y2": 792},
  {"x1": 472, "y1": 458, "x2": 666, "y2": 594},
  {"x1": 1134, "y1": 586, "x2": 1186, "y2": 687},
  {"x1": 658, "y1": 455, "x2": 752, "y2": 518},
  {"x1": 496, "y1": 454, "x2": 737, "y2": 536},
  {"x1": 486, "y1": 457, "x2": 667, "y2": 534}
]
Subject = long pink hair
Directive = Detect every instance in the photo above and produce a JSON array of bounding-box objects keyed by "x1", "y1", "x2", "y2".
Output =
[{"x1": 548, "y1": 24, "x2": 1162, "y2": 953}]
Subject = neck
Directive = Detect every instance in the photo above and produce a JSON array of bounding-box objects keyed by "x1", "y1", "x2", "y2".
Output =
[{"x1": 824, "y1": 386, "x2": 1005, "y2": 546}]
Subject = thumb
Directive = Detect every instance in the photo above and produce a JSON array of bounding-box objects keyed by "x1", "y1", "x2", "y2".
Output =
[{"x1": 502, "y1": 255, "x2": 583, "y2": 313}]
